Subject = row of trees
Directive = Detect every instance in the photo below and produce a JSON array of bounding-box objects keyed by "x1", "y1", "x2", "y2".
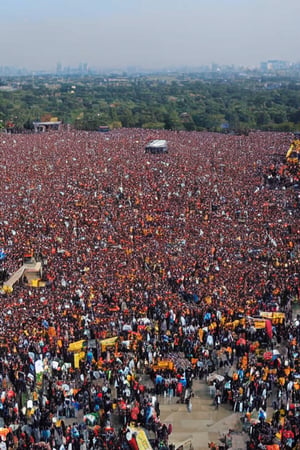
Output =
[{"x1": 1, "y1": 73, "x2": 300, "y2": 133}]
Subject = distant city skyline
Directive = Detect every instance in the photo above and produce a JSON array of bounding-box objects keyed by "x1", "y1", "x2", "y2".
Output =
[
  {"x1": 1, "y1": 0, "x2": 300, "y2": 72},
  {"x1": 0, "y1": 59, "x2": 297, "y2": 77}
]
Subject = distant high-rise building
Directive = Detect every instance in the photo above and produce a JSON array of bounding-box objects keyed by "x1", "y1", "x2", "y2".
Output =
[
  {"x1": 56, "y1": 62, "x2": 62, "y2": 74},
  {"x1": 211, "y1": 63, "x2": 220, "y2": 72},
  {"x1": 78, "y1": 63, "x2": 88, "y2": 74},
  {"x1": 260, "y1": 62, "x2": 268, "y2": 71},
  {"x1": 260, "y1": 60, "x2": 290, "y2": 71}
]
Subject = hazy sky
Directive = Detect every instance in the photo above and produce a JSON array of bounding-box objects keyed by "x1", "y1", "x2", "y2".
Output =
[{"x1": 0, "y1": 0, "x2": 299, "y2": 71}]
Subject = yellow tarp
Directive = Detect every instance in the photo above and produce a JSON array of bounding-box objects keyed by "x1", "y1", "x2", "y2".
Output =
[
  {"x1": 30, "y1": 279, "x2": 40, "y2": 287},
  {"x1": 2, "y1": 285, "x2": 13, "y2": 294}
]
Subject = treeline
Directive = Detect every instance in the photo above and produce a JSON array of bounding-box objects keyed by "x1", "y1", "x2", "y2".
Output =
[{"x1": 1, "y1": 73, "x2": 300, "y2": 132}]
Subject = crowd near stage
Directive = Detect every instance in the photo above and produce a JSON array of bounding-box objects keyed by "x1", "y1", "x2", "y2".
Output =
[{"x1": 0, "y1": 128, "x2": 299, "y2": 449}]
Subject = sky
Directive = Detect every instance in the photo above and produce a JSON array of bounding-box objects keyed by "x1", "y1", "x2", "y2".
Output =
[{"x1": 0, "y1": 0, "x2": 299, "y2": 71}]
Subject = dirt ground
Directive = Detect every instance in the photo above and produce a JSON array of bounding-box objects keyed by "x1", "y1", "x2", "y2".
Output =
[{"x1": 158, "y1": 378, "x2": 248, "y2": 450}]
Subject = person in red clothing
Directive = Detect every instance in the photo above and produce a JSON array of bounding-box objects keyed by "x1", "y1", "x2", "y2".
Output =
[
  {"x1": 130, "y1": 401, "x2": 140, "y2": 423},
  {"x1": 282, "y1": 428, "x2": 294, "y2": 449}
]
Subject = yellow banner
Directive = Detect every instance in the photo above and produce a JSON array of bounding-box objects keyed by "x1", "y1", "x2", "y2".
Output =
[
  {"x1": 272, "y1": 312, "x2": 285, "y2": 320},
  {"x1": 286, "y1": 144, "x2": 294, "y2": 159},
  {"x1": 100, "y1": 336, "x2": 118, "y2": 347},
  {"x1": 74, "y1": 351, "x2": 85, "y2": 369},
  {"x1": 260, "y1": 312, "x2": 273, "y2": 320},
  {"x1": 156, "y1": 360, "x2": 174, "y2": 370},
  {"x1": 68, "y1": 340, "x2": 86, "y2": 353},
  {"x1": 134, "y1": 428, "x2": 152, "y2": 450},
  {"x1": 260, "y1": 312, "x2": 285, "y2": 323},
  {"x1": 254, "y1": 319, "x2": 266, "y2": 329}
]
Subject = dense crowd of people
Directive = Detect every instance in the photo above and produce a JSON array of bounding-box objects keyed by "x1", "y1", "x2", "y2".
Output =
[{"x1": 0, "y1": 128, "x2": 299, "y2": 449}]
